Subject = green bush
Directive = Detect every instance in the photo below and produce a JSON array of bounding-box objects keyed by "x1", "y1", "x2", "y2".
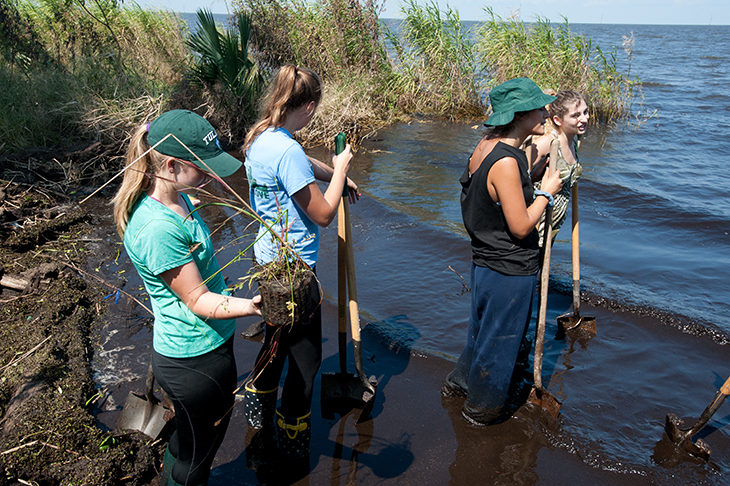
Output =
[{"x1": 0, "y1": 0, "x2": 189, "y2": 153}]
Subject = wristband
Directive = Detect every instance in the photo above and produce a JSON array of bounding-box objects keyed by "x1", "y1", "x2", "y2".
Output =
[{"x1": 534, "y1": 190, "x2": 554, "y2": 208}]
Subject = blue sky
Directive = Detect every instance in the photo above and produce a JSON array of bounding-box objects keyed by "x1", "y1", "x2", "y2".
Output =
[{"x1": 137, "y1": 0, "x2": 728, "y2": 25}]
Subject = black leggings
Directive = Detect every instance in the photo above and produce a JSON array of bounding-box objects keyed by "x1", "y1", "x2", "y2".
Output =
[
  {"x1": 152, "y1": 337, "x2": 236, "y2": 486},
  {"x1": 251, "y1": 274, "x2": 322, "y2": 418}
]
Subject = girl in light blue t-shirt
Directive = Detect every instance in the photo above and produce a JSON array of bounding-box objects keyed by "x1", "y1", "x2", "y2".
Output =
[{"x1": 242, "y1": 64, "x2": 358, "y2": 463}]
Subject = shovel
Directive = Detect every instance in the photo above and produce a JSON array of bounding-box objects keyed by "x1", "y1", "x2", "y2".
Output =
[
  {"x1": 117, "y1": 360, "x2": 169, "y2": 439},
  {"x1": 527, "y1": 140, "x2": 562, "y2": 418},
  {"x1": 664, "y1": 375, "x2": 730, "y2": 460},
  {"x1": 557, "y1": 183, "x2": 596, "y2": 333},
  {"x1": 321, "y1": 133, "x2": 377, "y2": 423}
]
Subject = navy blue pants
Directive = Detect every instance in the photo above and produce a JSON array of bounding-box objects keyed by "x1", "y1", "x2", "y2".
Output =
[
  {"x1": 152, "y1": 337, "x2": 236, "y2": 486},
  {"x1": 450, "y1": 263, "x2": 536, "y2": 413},
  {"x1": 251, "y1": 271, "x2": 322, "y2": 418}
]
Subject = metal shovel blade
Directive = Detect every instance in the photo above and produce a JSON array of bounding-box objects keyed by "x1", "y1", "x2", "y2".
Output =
[
  {"x1": 527, "y1": 386, "x2": 562, "y2": 419},
  {"x1": 321, "y1": 370, "x2": 376, "y2": 423},
  {"x1": 117, "y1": 391, "x2": 168, "y2": 439},
  {"x1": 557, "y1": 313, "x2": 596, "y2": 334},
  {"x1": 665, "y1": 413, "x2": 711, "y2": 460}
]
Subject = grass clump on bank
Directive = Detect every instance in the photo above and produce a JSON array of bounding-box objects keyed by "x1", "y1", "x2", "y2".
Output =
[
  {"x1": 0, "y1": 0, "x2": 189, "y2": 154},
  {"x1": 235, "y1": 0, "x2": 398, "y2": 147},
  {"x1": 475, "y1": 8, "x2": 637, "y2": 123},
  {"x1": 384, "y1": 0, "x2": 485, "y2": 119}
]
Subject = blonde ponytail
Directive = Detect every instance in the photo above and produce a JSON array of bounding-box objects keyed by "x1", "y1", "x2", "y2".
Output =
[
  {"x1": 112, "y1": 125, "x2": 167, "y2": 237},
  {"x1": 242, "y1": 64, "x2": 322, "y2": 153}
]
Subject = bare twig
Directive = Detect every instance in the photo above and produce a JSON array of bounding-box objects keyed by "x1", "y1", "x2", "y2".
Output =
[
  {"x1": 0, "y1": 334, "x2": 51, "y2": 372},
  {"x1": 56, "y1": 256, "x2": 153, "y2": 316},
  {"x1": 447, "y1": 265, "x2": 470, "y2": 293}
]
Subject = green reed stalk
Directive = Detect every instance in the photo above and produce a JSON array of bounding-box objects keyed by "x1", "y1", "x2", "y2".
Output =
[
  {"x1": 475, "y1": 8, "x2": 637, "y2": 123},
  {"x1": 384, "y1": 0, "x2": 485, "y2": 119}
]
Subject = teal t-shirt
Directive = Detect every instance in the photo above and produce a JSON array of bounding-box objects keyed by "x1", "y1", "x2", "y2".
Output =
[
  {"x1": 124, "y1": 193, "x2": 236, "y2": 358},
  {"x1": 245, "y1": 127, "x2": 320, "y2": 266}
]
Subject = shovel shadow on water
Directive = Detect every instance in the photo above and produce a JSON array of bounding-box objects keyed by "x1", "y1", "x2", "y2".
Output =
[
  {"x1": 320, "y1": 314, "x2": 418, "y2": 423},
  {"x1": 320, "y1": 315, "x2": 418, "y2": 483}
]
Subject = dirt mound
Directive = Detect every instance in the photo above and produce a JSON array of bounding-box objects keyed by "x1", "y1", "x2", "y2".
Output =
[{"x1": 0, "y1": 154, "x2": 162, "y2": 485}]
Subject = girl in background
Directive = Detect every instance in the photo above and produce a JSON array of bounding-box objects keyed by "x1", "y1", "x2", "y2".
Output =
[
  {"x1": 113, "y1": 110, "x2": 261, "y2": 486},
  {"x1": 242, "y1": 64, "x2": 357, "y2": 461},
  {"x1": 527, "y1": 90, "x2": 589, "y2": 246}
]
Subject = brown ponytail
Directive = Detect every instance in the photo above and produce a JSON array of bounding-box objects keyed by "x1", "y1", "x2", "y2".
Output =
[
  {"x1": 548, "y1": 90, "x2": 586, "y2": 120},
  {"x1": 242, "y1": 64, "x2": 322, "y2": 153},
  {"x1": 112, "y1": 124, "x2": 167, "y2": 237}
]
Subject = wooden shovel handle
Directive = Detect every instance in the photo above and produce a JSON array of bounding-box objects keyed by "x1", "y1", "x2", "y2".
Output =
[
  {"x1": 337, "y1": 199, "x2": 348, "y2": 373},
  {"x1": 342, "y1": 199, "x2": 361, "y2": 342},
  {"x1": 534, "y1": 140, "x2": 558, "y2": 388},
  {"x1": 336, "y1": 132, "x2": 349, "y2": 373},
  {"x1": 571, "y1": 183, "x2": 581, "y2": 313}
]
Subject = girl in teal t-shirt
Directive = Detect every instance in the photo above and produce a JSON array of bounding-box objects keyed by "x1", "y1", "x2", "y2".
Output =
[{"x1": 113, "y1": 110, "x2": 261, "y2": 486}]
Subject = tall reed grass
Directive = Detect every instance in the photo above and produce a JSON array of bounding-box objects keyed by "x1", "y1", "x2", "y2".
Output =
[
  {"x1": 475, "y1": 8, "x2": 637, "y2": 122},
  {"x1": 384, "y1": 0, "x2": 485, "y2": 119},
  {"x1": 0, "y1": 0, "x2": 189, "y2": 153},
  {"x1": 234, "y1": 0, "x2": 397, "y2": 147}
]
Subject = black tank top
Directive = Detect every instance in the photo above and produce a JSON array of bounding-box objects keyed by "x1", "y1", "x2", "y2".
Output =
[{"x1": 460, "y1": 141, "x2": 539, "y2": 276}]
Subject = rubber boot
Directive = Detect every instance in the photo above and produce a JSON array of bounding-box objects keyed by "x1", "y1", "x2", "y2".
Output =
[
  {"x1": 276, "y1": 410, "x2": 311, "y2": 459},
  {"x1": 461, "y1": 401, "x2": 503, "y2": 427},
  {"x1": 243, "y1": 383, "x2": 278, "y2": 429},
  {"x1": 441, "y1": 370, "x2": 467, "y2": 398},
  {"x1": 160, "y1": 445, "x2": 175, "y2": 486}
]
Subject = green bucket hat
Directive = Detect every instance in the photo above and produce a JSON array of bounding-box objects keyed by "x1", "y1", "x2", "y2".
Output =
[
  {"x1": 148, "y1": 110, "x2": 242, "y2": 178},
  {"x1": 484, "y1": 78, "x2": 557, "y2": 127}
]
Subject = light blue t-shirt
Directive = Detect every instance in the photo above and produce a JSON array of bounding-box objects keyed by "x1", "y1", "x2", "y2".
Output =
[
  {"x1": 245, "y1": 127, "x2": 319, "y2": 266},
  {"x1": 124, "y1": 193, "x2": 236, "y2": 358}
]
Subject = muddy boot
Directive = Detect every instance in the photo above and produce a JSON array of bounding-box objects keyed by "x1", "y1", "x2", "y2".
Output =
[
  {"x1": 441, "y1": 371, "x2": 467, "y2": 398},
  {"x1": 243, "y1": 382, "x2": 278, "y2": 429},
  {"x1": 275, "y1": 410, "x2": 311, "y2": 459},
  {"x1": 461, "y1": 401, "x2": 504, "y2": 426},
  {"x1": 159, "y1": 445, "x2": 176, "y2": 486}
]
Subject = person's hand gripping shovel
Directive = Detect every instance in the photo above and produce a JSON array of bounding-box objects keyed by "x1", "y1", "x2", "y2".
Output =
[{"x1": 321, "y1": 133, "x2": 377, "y2": 423}]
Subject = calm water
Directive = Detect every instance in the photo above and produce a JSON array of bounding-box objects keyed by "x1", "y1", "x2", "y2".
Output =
[{"x1": 92, "y1": 19, "x2": 730, "y2": 485}]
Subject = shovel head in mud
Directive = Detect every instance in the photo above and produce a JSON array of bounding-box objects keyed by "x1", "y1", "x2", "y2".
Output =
[
  {"x1": 117, "y1": 391, "x2": 169, "y2": 439},
  {"x1": 321, "y1": 370, "x2": 377, "y2": 423}
]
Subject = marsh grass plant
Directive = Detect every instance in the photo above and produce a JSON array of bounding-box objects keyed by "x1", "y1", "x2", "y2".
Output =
[
  {"x1": 235, "y1": 0, "x2": 397, "y2": 148},
  {"x1": 475, "y1": 8, "x2": 638, "y2": 123},
  {"x1": 0, "y1": 0, "x2": 189, "y2": 153},
  {"x1": 383, "y1": 0, "x2": 485, "y2": 119}
]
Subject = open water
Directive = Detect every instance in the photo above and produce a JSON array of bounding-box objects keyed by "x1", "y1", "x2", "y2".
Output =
[{"x1": 90, "y1": 19, "x2": 730, "y2": 485}]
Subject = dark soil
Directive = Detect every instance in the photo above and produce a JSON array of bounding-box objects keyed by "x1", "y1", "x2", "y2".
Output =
[{"x1": 0, "y1": 147, "x2": 164, "y2": 485}]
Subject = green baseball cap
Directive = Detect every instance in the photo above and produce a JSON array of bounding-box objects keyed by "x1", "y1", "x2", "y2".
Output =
[
  {"x1": 148, "y1": 110, "x2": 242, "y2": 178},
  {"x1": 484, "y1": 78, "x2": 556, "y2": 127}
]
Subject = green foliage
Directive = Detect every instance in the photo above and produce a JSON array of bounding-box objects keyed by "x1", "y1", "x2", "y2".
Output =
[
  {"x1": 234, "y1": 0, "x2": 396, "y2": 145},
  {"x1": 237, "y1": 0, "x2": 387, "y2": 79},
  {"x1": 384, "y1": 0, "x2": 485, "y2": 119},
  {"x1": 475, "y1": 8, "x2": 637, "y2": 122},
  {"x1": 0, "y1": 0, "x2": 188, "y2": 153},
  {"x1": 187, "y1": 8, "x2": 264, "y2": 136}
]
